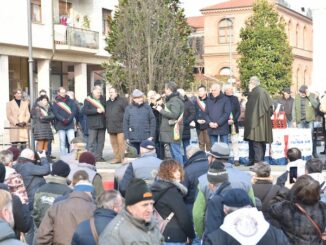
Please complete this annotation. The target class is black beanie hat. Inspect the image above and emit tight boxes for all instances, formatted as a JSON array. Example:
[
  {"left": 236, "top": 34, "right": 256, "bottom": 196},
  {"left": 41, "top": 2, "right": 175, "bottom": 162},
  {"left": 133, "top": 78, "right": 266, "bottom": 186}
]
[
  {"left": 207, "top": 161, "right": 228, "bottom": 184},
  {"left": 0, "top": 163, "right": 6, "bottom": 183},
  {"left": 51, "top": 160, "right": 70, "bottom": 178},
  {"left": 125, "top": 178, "right": 153, "bottom": 206}
]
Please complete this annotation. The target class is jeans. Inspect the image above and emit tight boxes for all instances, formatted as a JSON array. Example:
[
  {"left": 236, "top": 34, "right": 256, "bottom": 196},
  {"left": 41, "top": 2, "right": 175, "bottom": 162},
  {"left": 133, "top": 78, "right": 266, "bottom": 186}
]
[
  {"left": 209, "top": 134, "right": 228, "bottom": 146},
  {"left": 58, "top": 129, "right": 75, "bottom": 155},
  {"left": 169, "top": 142, "right": 183, "bottom": 165},
  {"left": 182, "top": 139, "right": 190, "bottom": 162}
]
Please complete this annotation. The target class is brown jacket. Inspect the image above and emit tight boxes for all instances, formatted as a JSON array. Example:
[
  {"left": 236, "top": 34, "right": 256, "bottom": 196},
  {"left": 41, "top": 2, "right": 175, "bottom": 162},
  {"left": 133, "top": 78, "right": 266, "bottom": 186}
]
[
  {"left": 36, "top": 191, "right": 96, "bottom": 245},
  {"left": 6, "top": 99, "right": 30, "bottom": 142}
]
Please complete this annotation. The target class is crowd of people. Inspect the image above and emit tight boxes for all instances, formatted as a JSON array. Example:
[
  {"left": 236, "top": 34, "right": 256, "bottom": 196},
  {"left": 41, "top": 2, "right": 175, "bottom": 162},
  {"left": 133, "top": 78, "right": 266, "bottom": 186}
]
[{"left": 1, "top": 77, "right": 326, "bottom": 244}]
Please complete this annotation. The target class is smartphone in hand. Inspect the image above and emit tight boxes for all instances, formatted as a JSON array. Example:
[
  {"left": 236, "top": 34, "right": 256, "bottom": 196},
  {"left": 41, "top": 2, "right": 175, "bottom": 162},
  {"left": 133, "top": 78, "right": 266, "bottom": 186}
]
[{"left": 289, "top": 166, "right": 298, "bottom": 184}]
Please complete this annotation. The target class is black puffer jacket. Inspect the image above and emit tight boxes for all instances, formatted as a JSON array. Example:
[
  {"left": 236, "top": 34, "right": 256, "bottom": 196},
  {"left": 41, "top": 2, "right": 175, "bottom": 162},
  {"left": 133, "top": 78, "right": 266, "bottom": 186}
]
[
  {"left": 32, "top": 103, "right": 55, "bottom": 140},
  {"left": 123, "top": 102, "right": 156, "bottom": 142},
  {"left": 268, "top": 200, "right": 326, "bottom": 245},
  {"left": 151, "top": 179, "right": 195, "bottom": 243},
  {"left": 182, "top": 96, "right": 196, "bottom": 140},
  {"left": 106, "top": 95, "right": 128, "bottom": 133}
]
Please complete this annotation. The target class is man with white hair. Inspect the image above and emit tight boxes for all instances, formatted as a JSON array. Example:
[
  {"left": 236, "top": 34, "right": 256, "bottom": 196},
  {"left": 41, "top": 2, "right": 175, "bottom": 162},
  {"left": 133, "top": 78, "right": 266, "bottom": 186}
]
[
  {"left": 83, "top": 86, "right": 106, "bottom": 161},
  {"left": 0, "top": 189, "right": 27, "bottom": 244},
  {"left": 244, "top": 76, "right": 273, "bottom": 166},
  {"left": 72, "top": 190, "right": 124, "bottom": 245},
  {"left": 183, "top": 144, "right": 209, "bottom": 211},
  {"left": 13, "top": 149, "right": 50, "bottom": 211},
  {"left": 119, "top": 140, "right": 162, "bottom": 196},
  {"left": 205, "top": 83, "right": 231, "bottom": 145}
]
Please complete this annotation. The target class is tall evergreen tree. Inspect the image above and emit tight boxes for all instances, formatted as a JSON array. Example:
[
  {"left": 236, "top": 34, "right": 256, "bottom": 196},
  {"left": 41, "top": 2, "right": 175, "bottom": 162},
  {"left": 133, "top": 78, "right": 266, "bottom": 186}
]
[
  {"left": 104, "top": 0, "right": 194, "bottom": 93},
  {"left": 237, "top": 0, "right": 293, "bottom": 95}
]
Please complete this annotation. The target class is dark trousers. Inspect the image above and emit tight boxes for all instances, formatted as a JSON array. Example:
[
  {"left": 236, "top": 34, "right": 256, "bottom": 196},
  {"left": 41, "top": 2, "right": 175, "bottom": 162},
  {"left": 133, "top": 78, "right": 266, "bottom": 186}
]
[
  {"left": 88, "top": 129, "right": 106, "bottom": 159},
  {"left": 248, "top": 140, "right": 266, "bottom": 164},
  {"left": 130, "top": 142, "right": 141, "bottom": 155}
]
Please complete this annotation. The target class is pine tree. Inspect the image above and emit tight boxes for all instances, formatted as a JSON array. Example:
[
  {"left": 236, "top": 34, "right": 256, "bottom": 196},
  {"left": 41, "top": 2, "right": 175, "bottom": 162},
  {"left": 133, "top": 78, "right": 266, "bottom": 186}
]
[
  {"left": 237, "top": 0, "right": 293, "bottom": 95},
  {"left": 104, "top": 0, "right": 194, "bottom": 93}
]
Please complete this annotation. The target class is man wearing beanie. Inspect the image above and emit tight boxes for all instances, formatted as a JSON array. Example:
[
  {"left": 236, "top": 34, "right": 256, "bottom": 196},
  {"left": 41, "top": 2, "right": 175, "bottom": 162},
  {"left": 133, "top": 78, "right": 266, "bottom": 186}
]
[
  {"left": 202, "top": 162, "right": 232, "bottom": 242},
  {"left": 204, "top": 189, "right": 288, "bottom": 245},
  {"left": 99, "top": 178, "right": 164, "bottom": 245},
  {"left": 68, "top": 151, "right": 104, "bottom": 202},
  {"left": 32, "top": 160, "right": 72, "bottom": 228},
  {"left": 119, "top": 139, "right": 162, "bottom": 196}
]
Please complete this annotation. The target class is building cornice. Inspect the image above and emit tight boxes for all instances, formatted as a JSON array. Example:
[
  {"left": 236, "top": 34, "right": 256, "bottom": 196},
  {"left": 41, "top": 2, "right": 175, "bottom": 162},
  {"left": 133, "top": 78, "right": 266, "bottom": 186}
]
[{"left": 201, "top": 6, "right": 252, "bottom": 15}]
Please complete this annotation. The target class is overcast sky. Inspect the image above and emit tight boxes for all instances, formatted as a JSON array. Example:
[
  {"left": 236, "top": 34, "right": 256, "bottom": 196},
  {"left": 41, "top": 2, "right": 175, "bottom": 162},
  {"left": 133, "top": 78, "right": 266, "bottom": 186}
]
[{"left": 181, "top": 0, "right": 326, "bottom": 17}]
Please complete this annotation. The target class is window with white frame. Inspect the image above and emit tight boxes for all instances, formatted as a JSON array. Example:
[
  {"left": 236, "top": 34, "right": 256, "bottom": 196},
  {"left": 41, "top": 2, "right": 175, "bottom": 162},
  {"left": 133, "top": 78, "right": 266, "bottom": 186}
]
[{"left": 31, "top": 0, "right": 42, "bottom": 23}]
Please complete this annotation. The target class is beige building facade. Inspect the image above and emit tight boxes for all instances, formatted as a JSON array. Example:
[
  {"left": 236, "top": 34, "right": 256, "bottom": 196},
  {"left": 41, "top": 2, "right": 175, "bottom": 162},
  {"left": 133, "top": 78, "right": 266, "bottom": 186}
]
[{"left": 197, "top": 0, "right": 312, "bottom": 92}]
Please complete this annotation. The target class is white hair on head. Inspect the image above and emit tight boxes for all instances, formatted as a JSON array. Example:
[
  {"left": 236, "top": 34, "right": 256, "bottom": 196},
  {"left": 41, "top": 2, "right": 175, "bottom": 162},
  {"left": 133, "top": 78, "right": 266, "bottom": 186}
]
[
  {"left": 223, "top": 82, "right": 233, "bottom": 92},
  {"left": 186, "top": 144, "right": 200, "bottom": 159},
  {"left": 249, "top": 76, "right": 260, "bottom": 86},
  {"left": 177, "top": 88, "right": 185, "bottom": 97},
  {"left": 20, "top": 148, "right": 35, "bottom": 160}
]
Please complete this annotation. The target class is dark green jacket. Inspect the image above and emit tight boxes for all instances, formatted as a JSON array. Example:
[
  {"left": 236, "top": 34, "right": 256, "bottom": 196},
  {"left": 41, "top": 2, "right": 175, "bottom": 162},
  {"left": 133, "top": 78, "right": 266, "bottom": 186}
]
[
  {"left": 159, "top": 92, "right": 184, "bottom": 143},
  {"left": 244, "top": 86, "right": 273, "bottom": 143},
  {"left": 293, "top": 94, "right": 318, "bottom": 123}
]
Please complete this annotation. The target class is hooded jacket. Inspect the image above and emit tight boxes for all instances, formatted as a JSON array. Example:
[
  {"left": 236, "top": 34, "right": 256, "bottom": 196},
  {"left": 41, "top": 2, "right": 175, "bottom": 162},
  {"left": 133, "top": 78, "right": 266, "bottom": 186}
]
[{"left": 151, "top": 179, "right": 195, "bottom": 243}]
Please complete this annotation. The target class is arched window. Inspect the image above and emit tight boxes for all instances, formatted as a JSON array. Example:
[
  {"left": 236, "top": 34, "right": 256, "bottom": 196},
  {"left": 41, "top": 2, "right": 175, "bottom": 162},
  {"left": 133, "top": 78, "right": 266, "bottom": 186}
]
[
  {"left": 296, "top": 67, "right": 300, "bottom": 91},
  {"left": 304, "top": 68, "right": 308, "bottom": 84},
  {"left": 218, "top": 18, "right": 233, "bottom": 44},
  {"left": 219, "top": 67, "right": 231, "bottom": 76},
  {"left": 303, "top": 26, "right": 307, "bottom": 50},
  {"left": 296, "top": 23, "right": 300, "bottom": 47}
]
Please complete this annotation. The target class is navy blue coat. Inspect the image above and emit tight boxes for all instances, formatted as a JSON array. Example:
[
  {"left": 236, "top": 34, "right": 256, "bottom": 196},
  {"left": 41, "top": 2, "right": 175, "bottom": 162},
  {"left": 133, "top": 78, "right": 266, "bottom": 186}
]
[
  {"left": 183, "top": 151, "right": 209, "bottom": 206},
  {"left": 71, "top": 208, "right": 117, "bottom": 245},
  {"left": 194, "top": 96, "right": 209, "bottom": 130},
  {"left": 52, "top": 95, "right": 78, "bottom": 131},
  {"left": 123, "top": 102, "right": 156, "bottom": 142},
  {"left": 83, "top": 95, "right": 106, "bottom": 130},
  {"left": 205, "top": 93, "right": 232, "bottom": 136}
]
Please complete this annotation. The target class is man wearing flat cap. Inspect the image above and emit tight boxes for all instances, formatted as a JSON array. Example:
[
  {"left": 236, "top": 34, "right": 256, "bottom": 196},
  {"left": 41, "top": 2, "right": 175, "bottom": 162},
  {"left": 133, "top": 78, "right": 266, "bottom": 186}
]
[
  {"left": 123, "top": 89, "right": 156, "bottom": 154},
  {"left": 99, "top": 178, "right": 164, "bottom": 245},
  {"left": 119, "top": 139, "right": 162, "bottom": 196},
  {"left": 292, "top": 84, "right": 319, "bottom": 157}
]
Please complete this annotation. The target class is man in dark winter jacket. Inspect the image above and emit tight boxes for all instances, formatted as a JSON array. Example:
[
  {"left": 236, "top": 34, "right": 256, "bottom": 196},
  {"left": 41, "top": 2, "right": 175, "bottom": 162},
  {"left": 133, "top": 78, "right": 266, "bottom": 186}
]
[
  {"left": 83, "top": 86, "right": 106, "bottom": 161},
  {"left": 178, "top": 89, "right": 196, "bottom": 162},
  {"left": 195, "top": 85, "right": 211, "bottom": 151},
  {"left": 205, "top": 83, "right": 232, "bottom": 145},
  {"left": 72, "top": 190, "right": 124, "bottom": 245},
  {"left": 33, "top": 160, "right": 72, "bottom": 228},
  {"left": 13, "top": 149, "right": 50, "bottom": 211},
  {"left": 156, "top": 82, "right": 185, "bottom": 164},
  {"left": 52, "top": 87, "right": 78, "bottom": 155},
  {"left": 119, "top": 140, "right": 162, "bottom": 196},
  {"left": 123, "top": 89, "right": 156, "bottom": 154},
  {"left": 106, "top": 87, "right": 128, "bottom": 164},
  {"left": 183, "top": 144, "right": 209, "bottom": 211},
  {"left": 0, "top": 189, "right": 27, "bottom": 245},
  {"left": 204, "top": 189, "right": 289, "bottom": 245}
]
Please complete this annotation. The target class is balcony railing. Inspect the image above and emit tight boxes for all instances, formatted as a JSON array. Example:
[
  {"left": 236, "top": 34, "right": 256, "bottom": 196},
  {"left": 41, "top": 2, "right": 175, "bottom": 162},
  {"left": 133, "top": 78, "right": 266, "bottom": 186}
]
[{"left": 54, "top": 24, "right": 99, "bottom": 50}]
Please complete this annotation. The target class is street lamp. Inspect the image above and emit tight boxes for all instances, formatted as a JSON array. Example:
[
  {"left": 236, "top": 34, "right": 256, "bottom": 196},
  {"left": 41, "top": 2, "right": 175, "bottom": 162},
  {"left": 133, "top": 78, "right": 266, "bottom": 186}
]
[{"left": 27, "top": 0, "right": 35, "bottom": 150}]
